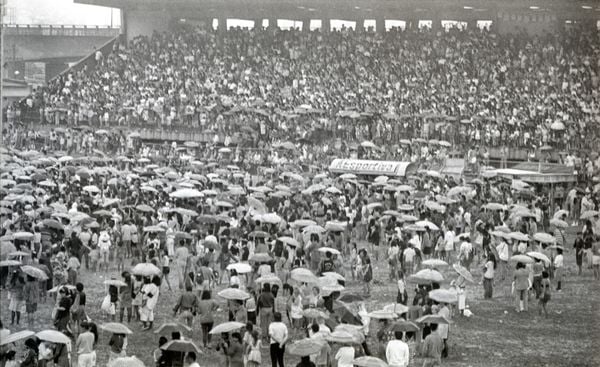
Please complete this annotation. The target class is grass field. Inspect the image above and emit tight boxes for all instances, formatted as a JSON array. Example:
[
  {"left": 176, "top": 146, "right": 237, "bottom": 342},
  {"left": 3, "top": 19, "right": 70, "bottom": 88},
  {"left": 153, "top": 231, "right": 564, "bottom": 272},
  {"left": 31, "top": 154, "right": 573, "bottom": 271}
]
[{"left": 2, "top": 240, "right": 599, "bottom": 367}]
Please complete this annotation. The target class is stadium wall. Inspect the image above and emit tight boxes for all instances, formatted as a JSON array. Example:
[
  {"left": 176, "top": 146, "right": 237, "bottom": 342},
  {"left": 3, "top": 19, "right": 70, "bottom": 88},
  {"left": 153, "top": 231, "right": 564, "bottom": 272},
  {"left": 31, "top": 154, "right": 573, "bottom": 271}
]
[{"left": 124, "top": 9, "right": 172, "bottom": 40}]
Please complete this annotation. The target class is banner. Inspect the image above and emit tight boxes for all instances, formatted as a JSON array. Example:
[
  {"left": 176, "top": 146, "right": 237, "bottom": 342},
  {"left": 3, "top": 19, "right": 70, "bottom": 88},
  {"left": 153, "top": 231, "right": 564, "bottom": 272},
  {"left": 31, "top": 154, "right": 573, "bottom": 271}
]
[{"left": 329, "top": 159, "right": 416, "bottom": 177}]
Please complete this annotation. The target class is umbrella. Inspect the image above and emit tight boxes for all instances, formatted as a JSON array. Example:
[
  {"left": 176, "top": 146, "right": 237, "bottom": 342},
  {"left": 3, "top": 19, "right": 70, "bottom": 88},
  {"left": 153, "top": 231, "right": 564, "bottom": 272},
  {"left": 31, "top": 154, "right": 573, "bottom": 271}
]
[
  {"left": 318, "top": 247, "right": 341, "bottom": 255},
  {"left": 429, "top": 289, "right": 458, "bottom": 304},
  {"left": 334, "top": 324, "right": 366, "bottom": 343},
  {"left": 136, "top": 204, "right": 155, "bottom": 213},
  {"left": 382, "top": 303, "right": 409, "bottom": 315},
  {"left": 92, "top": 209, "right": 112, "bottom": 217},
  {"left": 154, "top": 322, "right": 193, "bottom": 335},
  {"left": 553, "top": 210, "right": 568, "bottom": 219},
  {"left": 226, "top": 263, "right": 252, "bottom": 274},
  {"left": 277, "top": 236, "right": 299, "bottom": 247},
  {"left": 533, "top": 232, "right": 556, "bottom": 244},
  {"left": 303, "top": 225, "right": 326, "bottom": 235},
  {"left": 209, "top": 321, "right": 245, "bottom": 334},
  {"left": 389, "top": 320, "right": 420, "bottom": 333},
  {"left": 169, "top": 188, "right": 203, "bottom": 199},
  {"left": 255, "top": 274, "right": 283, "bottom": 285},
  {"left": 550, "top": 121, "right": 565, "bottom": 130},
  {"left": 409, "top": 269, "right": 444, "bottom": 284},
  {"left": 360, "top": 141, "right": 378, "bottom": 149},
  {"left": 249, "top": 253, "right": 272, "bottom": 263},
  {"left": 107, "top": 357, "right": 146, "bottom": 367},
  {"left": 160, "top": 339, "right": 202, "bottom": 354},
  {"left": 0, "top": 260, "right": 22, "bottom": 267},
  {"left": 366, "top": 310, "right": 398, "bottom": 320},
  {"left": 322, "top": 272, "right": 345, "bottom": 281},
  {"left": 581, "top": 210, "right": 599, "bottom": 220},
  {"left": 415, "top": 220, "right": 439, "bottom": 231},
  {"left": 483, "top": 203, "right": 506, "bottom": 211},
  {"left": 42, "top": 219, "right": 63, "bottom": 230},
  {"left": 204, "top": 235, "right": 218, "bottom": 246},
  {"left": 291, "top": 268, "right": 319, "bottom": 283},
  {"left": 302, "top": 309, "right": 329, "bottom": 319},
  {"left": 218, "top": 288, "right": 251, "bottom": 300},
  {"left": 352, "top": 356, "right": 389, "bottom": 367},
  {"left": 510, "top": 254, "right": 534, "bottom": 264},
  {"left": 325, "top": 330, "right": 360, "bottom": 344},
  {"left": 527, "top": 252, "right": 551, "bottom": 264},
  {"left": 287, "top": 338, "right": 326, "bottom": 356},
  {"left": 416, "top": 314, "right": 451, "bottom": 325},
  {"left": 550, "top": 219, "right": 568, "bottom": 228},
  {"left": 35, "top": 330, "right": 71, "bottom": 344},
  {"left": 9, "top": 251, "right": 30, "bottom": 257},
  {"left": 509, "top": 232, "right": 530, "bottom": 242},
  {"left": 421, "top": 259, "right": 448, "bottom": 268},
  {"left": 20, "top": 265, "right": 48, "bottom": 280},
  {"left": 452, "top": 264, "right": 475, "bottom": 283},
  {"left": 12, "top": 231, "right": 34, "bottom": 240},
  {"left": 82, "top": 185, "right": 101, "bottom": 194},
  {"left": 131, "top": 263, "right": 161, "bottom": 277},
  {"left": 0, "top": 330, "right": 35, "bottom": 346},
  {"left": 248, "top": 231, "right": 269, "bottom": 238},
  {"left": 100, "top": 322, "right": 133, "bottom": 334},
  {"left": 143, "top": 226, "right": 165, "bottom": 233}
]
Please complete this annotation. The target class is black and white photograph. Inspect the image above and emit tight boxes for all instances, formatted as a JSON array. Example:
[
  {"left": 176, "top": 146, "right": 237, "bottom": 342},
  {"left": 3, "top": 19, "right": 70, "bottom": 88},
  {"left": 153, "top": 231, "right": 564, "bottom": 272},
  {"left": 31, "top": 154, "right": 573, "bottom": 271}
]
[{"left": 0, "top": 0, "right": 599, "bottom": 366}]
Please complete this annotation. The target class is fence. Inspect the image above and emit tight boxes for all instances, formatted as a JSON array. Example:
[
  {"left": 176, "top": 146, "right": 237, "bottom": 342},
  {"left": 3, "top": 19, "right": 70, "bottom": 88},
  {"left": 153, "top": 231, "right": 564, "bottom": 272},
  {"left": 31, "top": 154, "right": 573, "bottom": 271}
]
[{"left": 2, "top": 24, "right": 120, "bottom": 37}]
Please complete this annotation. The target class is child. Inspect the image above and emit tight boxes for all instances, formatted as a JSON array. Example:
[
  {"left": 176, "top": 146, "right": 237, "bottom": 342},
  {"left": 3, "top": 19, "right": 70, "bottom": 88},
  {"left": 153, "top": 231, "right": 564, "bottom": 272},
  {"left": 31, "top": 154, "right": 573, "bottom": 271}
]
[
  {"left": 554, "top": 248, "right": 564, "bottom": 292},
  {"left": 538, "top": 271, "right": 551, "bottom": 318},
  {"left": 396, "top": 271, "right": 408, "bottom": 305}
]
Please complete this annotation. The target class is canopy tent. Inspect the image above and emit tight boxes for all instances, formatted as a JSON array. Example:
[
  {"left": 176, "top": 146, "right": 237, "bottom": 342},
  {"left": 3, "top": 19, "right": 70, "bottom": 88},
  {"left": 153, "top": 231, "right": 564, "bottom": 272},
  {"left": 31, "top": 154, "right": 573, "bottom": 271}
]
[{"left": 328, "top": 159, "right": 416, "bottom": 177}]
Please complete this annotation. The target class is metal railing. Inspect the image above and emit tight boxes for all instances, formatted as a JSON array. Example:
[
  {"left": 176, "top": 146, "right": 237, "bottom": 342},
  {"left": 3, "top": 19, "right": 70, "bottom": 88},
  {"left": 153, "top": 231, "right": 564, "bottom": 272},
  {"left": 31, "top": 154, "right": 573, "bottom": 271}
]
[{"left": 2, "top": 24, "right": 120, "bottom": 37}]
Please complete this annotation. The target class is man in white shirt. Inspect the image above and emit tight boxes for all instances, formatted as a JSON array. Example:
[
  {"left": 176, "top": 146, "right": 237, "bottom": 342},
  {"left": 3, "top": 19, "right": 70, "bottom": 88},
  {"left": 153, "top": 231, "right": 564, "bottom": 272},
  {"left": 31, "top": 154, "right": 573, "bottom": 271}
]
[
  {"left": 403, "top": 245, "right": 416, "bottom": 275},
  {"left": 335, "top": 345, "right": 355, "bottom": 367},
  {"left": 496, "top": 240, "right": 509, "bottom": 281},
  {"left": 444, "top": 229, "right": 455, "bottom": 263},
  {"left": 268, "top": 312, "right": 288, "bottom": 367},
  {"left": 386, "top": 331, "right": 410, "bottom": 367}
]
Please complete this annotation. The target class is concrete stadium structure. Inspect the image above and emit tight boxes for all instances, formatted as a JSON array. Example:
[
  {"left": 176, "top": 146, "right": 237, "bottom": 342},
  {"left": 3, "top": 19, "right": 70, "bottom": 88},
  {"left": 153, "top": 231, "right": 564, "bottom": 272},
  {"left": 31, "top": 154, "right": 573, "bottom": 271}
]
[{"left": 76, "top": 0, "right": 599, "bottom": 39}]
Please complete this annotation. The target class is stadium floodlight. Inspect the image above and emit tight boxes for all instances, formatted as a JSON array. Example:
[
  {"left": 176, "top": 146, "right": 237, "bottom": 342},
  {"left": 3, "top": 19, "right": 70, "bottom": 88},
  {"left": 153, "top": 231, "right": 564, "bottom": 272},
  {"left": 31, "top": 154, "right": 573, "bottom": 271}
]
[
  {"left": 463, "top": 6, "right": 473, "bottom": 10},
  {"left": 581, "top": 5, "right": 592, "bottom": 9},
  {"left": 529, "top": 6, "right": 540, "bottom": 10}
]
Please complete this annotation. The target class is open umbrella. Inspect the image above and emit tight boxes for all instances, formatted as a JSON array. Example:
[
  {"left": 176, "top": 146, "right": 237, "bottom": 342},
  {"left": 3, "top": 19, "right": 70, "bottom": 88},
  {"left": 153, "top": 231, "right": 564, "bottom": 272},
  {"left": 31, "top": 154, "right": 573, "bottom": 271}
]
[
  {"left": 20, "top": 265, "right": 48, "bottom": 280},
  {"left": 161, "top": 339, "right": 202, "bottom": 354},
  {"left": 421, "top": 259, "right": 448, "bottom": 268},
  {"left": 409, "top": 269, "right": 444, "bottom": 284},
  {"left": 338, "top": 293, "right": 366, "bottom": 303},
  {"left": 389, "top": 320, "right": 420, "bottom": 333},
  {"left": 131, "top": 263, "right": 161, "bottom": 277},
  {"left": 325, "top": 330, "right": 360, "bottom": 344},
  {"left": 154, "top": 322, "right": 193, "bottom": 335},
  {"left": 580, "top": 210, "right": 599, "bottom": 220},
  {"left": 291, "top": 268, "right": 319, "bottom": 283},
  {"left": 533, "top": 232, "right": 556, "bottom": 244},
  {"left": 382, "top": 303, "right": 409, "bottom": 315},
  {"left": 510, "top": 254, "right": 534, "bottom": 264},
  {"left": 367, "top": 310, "right": 398, "bottom": 320},
  {"left": 416, "top": 314, "right": 451, "bottom": 325},
  {"left": 143, "top": 226, "right": 165, "bottom": 233},
  {"left": 318, "top": 247, "right": 341, "bottom": 255},
  {"left": 12, "top": 231, "right": 34, "bottom": 240},
  {"left": 0, "top": 260, "right": 22, "bottom": 267},
  {"left": 287, "top": 338, "right": 326, "bottom": 356},
  {"left": 169, "top": 188, "right": 203, "bottom": 199},
  {"left": 429, "top": 289, "right": 458, "bottom": 304},
  {"left": 452, "top": 264, "right": 475, "bottom": 283},
  {"left": 527, "top": 252, "right": 551, "bottom": 264},
  {"left": 136, "top": 204, "right": 155, "bottom": 213},
  {"left": 549, "top": 219, "right": 568, "bottom": 228},
  {"left": 209, "top": 321, "right": 245, "bottom": 335},
  {"left": 107, "top": 357, "right": 145, "bottom": 367},
  {"left": 100, "top": 322, "right": 133, "bottom": 334},
  {"left": 226, "top": 263, "right": 252, "bottom": 274},
  {"left": 352, "top": 356, "right": 389, "bottom": 367},
  {"left": 415, "top": 220, "right": 439, "bottom": 231},
  {"left": 0, "top": 330, "right": 35, "bottom": 346},
  {"left": 35, "top": 330, "right": 71, "bottom": 344},
  {"left": 277, "top": 236, "right": 299, "bottom": 247},
  {"left": 303, "top": 309, "right": 329, "bottom": 320},
  {"left": 483, "top": 203, "right": 506, "bottom": 211},
  {"left": 218, "top": 288, "right": 250, "bottom": 300},
  {"left": 103, "top": 279, "right": 127, "bottom": 287},
  {"left": 255, "top": 274, "right": 282, "bottom": 285},
  {"left": 509, "top": 232, "right": 530, "bottom": 242}
]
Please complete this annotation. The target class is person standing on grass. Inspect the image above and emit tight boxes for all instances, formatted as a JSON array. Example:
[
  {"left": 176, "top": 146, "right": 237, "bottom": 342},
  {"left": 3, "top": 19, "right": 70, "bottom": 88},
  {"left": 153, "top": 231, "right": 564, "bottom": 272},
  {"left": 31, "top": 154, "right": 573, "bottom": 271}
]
[
  {"left": 76, "top": 321, "right": 98, "bottom": 367},
  {"left": 514, "top": 262, "right": 530, "bottom": 313},
  {"left": 538, "top": 271, "right": 551, "bottom": 318},
  {"left": 554, "top": 248, "right": 564, "bottom": 292},
  {"left": 436, "top": 303, "right": 451, "bottom": 358},
  {"left": 140, "top": 275, "right": 160, "bottom": 330},
  {"left": 269, "top": 312, "right": 288, "bottom": 367},
  {"left": 482, "top": 253, "right": 496, "bottom": 299},
  {"left": 119, "top": 272, "right": 133, "bottom": 323},
  {"left": 386, "top": 330, "right": 410, "bottom": 367},
  {"left": 592, "top": 239, "right": 600, "bottom": 280},
  {"left": 198, "top": 290, "right": 219, "bottom": 348},
  {"left": 258, "top": 283, "right": 275, "bottom": 341},
  {"left": 23, "top": 275, "right": 39, "bottom": 327},
  {"left": 98, "top": 230, "right": 112, "bottom": 272},
  {"left": 421, "top": 323, "right": 443, "bottom": 367}
]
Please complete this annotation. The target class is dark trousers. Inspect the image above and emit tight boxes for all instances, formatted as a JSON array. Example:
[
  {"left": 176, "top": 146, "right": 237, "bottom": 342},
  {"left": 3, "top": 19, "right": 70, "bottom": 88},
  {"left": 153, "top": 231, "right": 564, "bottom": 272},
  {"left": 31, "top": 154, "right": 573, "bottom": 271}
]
[
  {"left": 483, "top": 278, "right": 493, "bottom": 299},
  {"left": 442, "top": 338, "right": 448, "bottom": 358},
  {"left": 201, "top": 322, "right": 213, "bottom": 347},
  {"left": 270, "top": 342, "right": 285, "bottom": 367}
]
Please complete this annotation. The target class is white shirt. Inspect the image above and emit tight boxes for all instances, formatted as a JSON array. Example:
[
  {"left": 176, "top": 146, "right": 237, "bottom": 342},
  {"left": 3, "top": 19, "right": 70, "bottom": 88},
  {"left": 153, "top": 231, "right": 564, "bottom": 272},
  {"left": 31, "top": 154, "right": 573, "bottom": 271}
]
[
  {"left": 386, "top": 339, "right": 410, "bottom": 367},
  {"left": 268, "top": 322, "right": 288, "bottom": 345},
  {"left": 554, "top": 254, "right": 564, "bottom": 268},
  {"left": 437, "top": 306, "right": 450, "bottom": 339},
  {"left": 496, "top": 242, "right": 509, "bottom": 261},
  {"left": 444, "top": 231, "right": 455, "bottom": 251},
  {"left": 335, "top": 346, "right": 355, "bottom": 367},
  {"left": 483, "top": 260, "right": 494, "bottom": 279}
]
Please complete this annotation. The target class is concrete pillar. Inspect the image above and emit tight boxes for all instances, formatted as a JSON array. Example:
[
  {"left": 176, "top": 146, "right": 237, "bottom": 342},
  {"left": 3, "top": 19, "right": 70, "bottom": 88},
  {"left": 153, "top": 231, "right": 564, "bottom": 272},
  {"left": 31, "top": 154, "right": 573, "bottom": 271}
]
[
  {"left": 406, "top": 19, "right": 417, "bottom": 30},
  {"left": 218, "top": 17, "right": 227, "bottom": 32},
  {"left": 254, "top": 19, "right": 263, "bottom": 30},
  {"left": 302, "top": 19, "right": 311, "bottom": 32},
  {"left": 269, "top": 18, "right": 278, "bottom": 29},
  {"left": 376, "top": 18, "right": 385, "bottom": 33},
  {"left": 431, "top": 16, "right": 441, "bottom": 31},
  {"left": 355, "top": 19, "right": 364, "bottom": 32},
  {"left": 322, "top": 19, "right": 330, "bottom": 32},
  {"left": 467, "top": 19, "right": 477, "bottom": 30}
]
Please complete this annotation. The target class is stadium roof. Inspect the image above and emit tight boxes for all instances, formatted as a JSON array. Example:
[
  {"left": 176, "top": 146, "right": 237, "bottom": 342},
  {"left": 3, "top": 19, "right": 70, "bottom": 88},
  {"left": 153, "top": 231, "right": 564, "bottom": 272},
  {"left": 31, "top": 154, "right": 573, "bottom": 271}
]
[{"left": 76, "top": 0, "right": 600, "bottom": 20}]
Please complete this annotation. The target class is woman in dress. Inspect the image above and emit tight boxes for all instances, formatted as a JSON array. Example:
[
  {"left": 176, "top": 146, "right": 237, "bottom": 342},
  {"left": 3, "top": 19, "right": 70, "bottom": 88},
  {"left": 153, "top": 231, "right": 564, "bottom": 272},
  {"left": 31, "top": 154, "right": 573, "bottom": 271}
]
[
  {"left": 245, "top": 330, "right": 262, "bottom": 367},
  {"left": 140, "top": 275, "right": 160, "bottom": 330}
]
